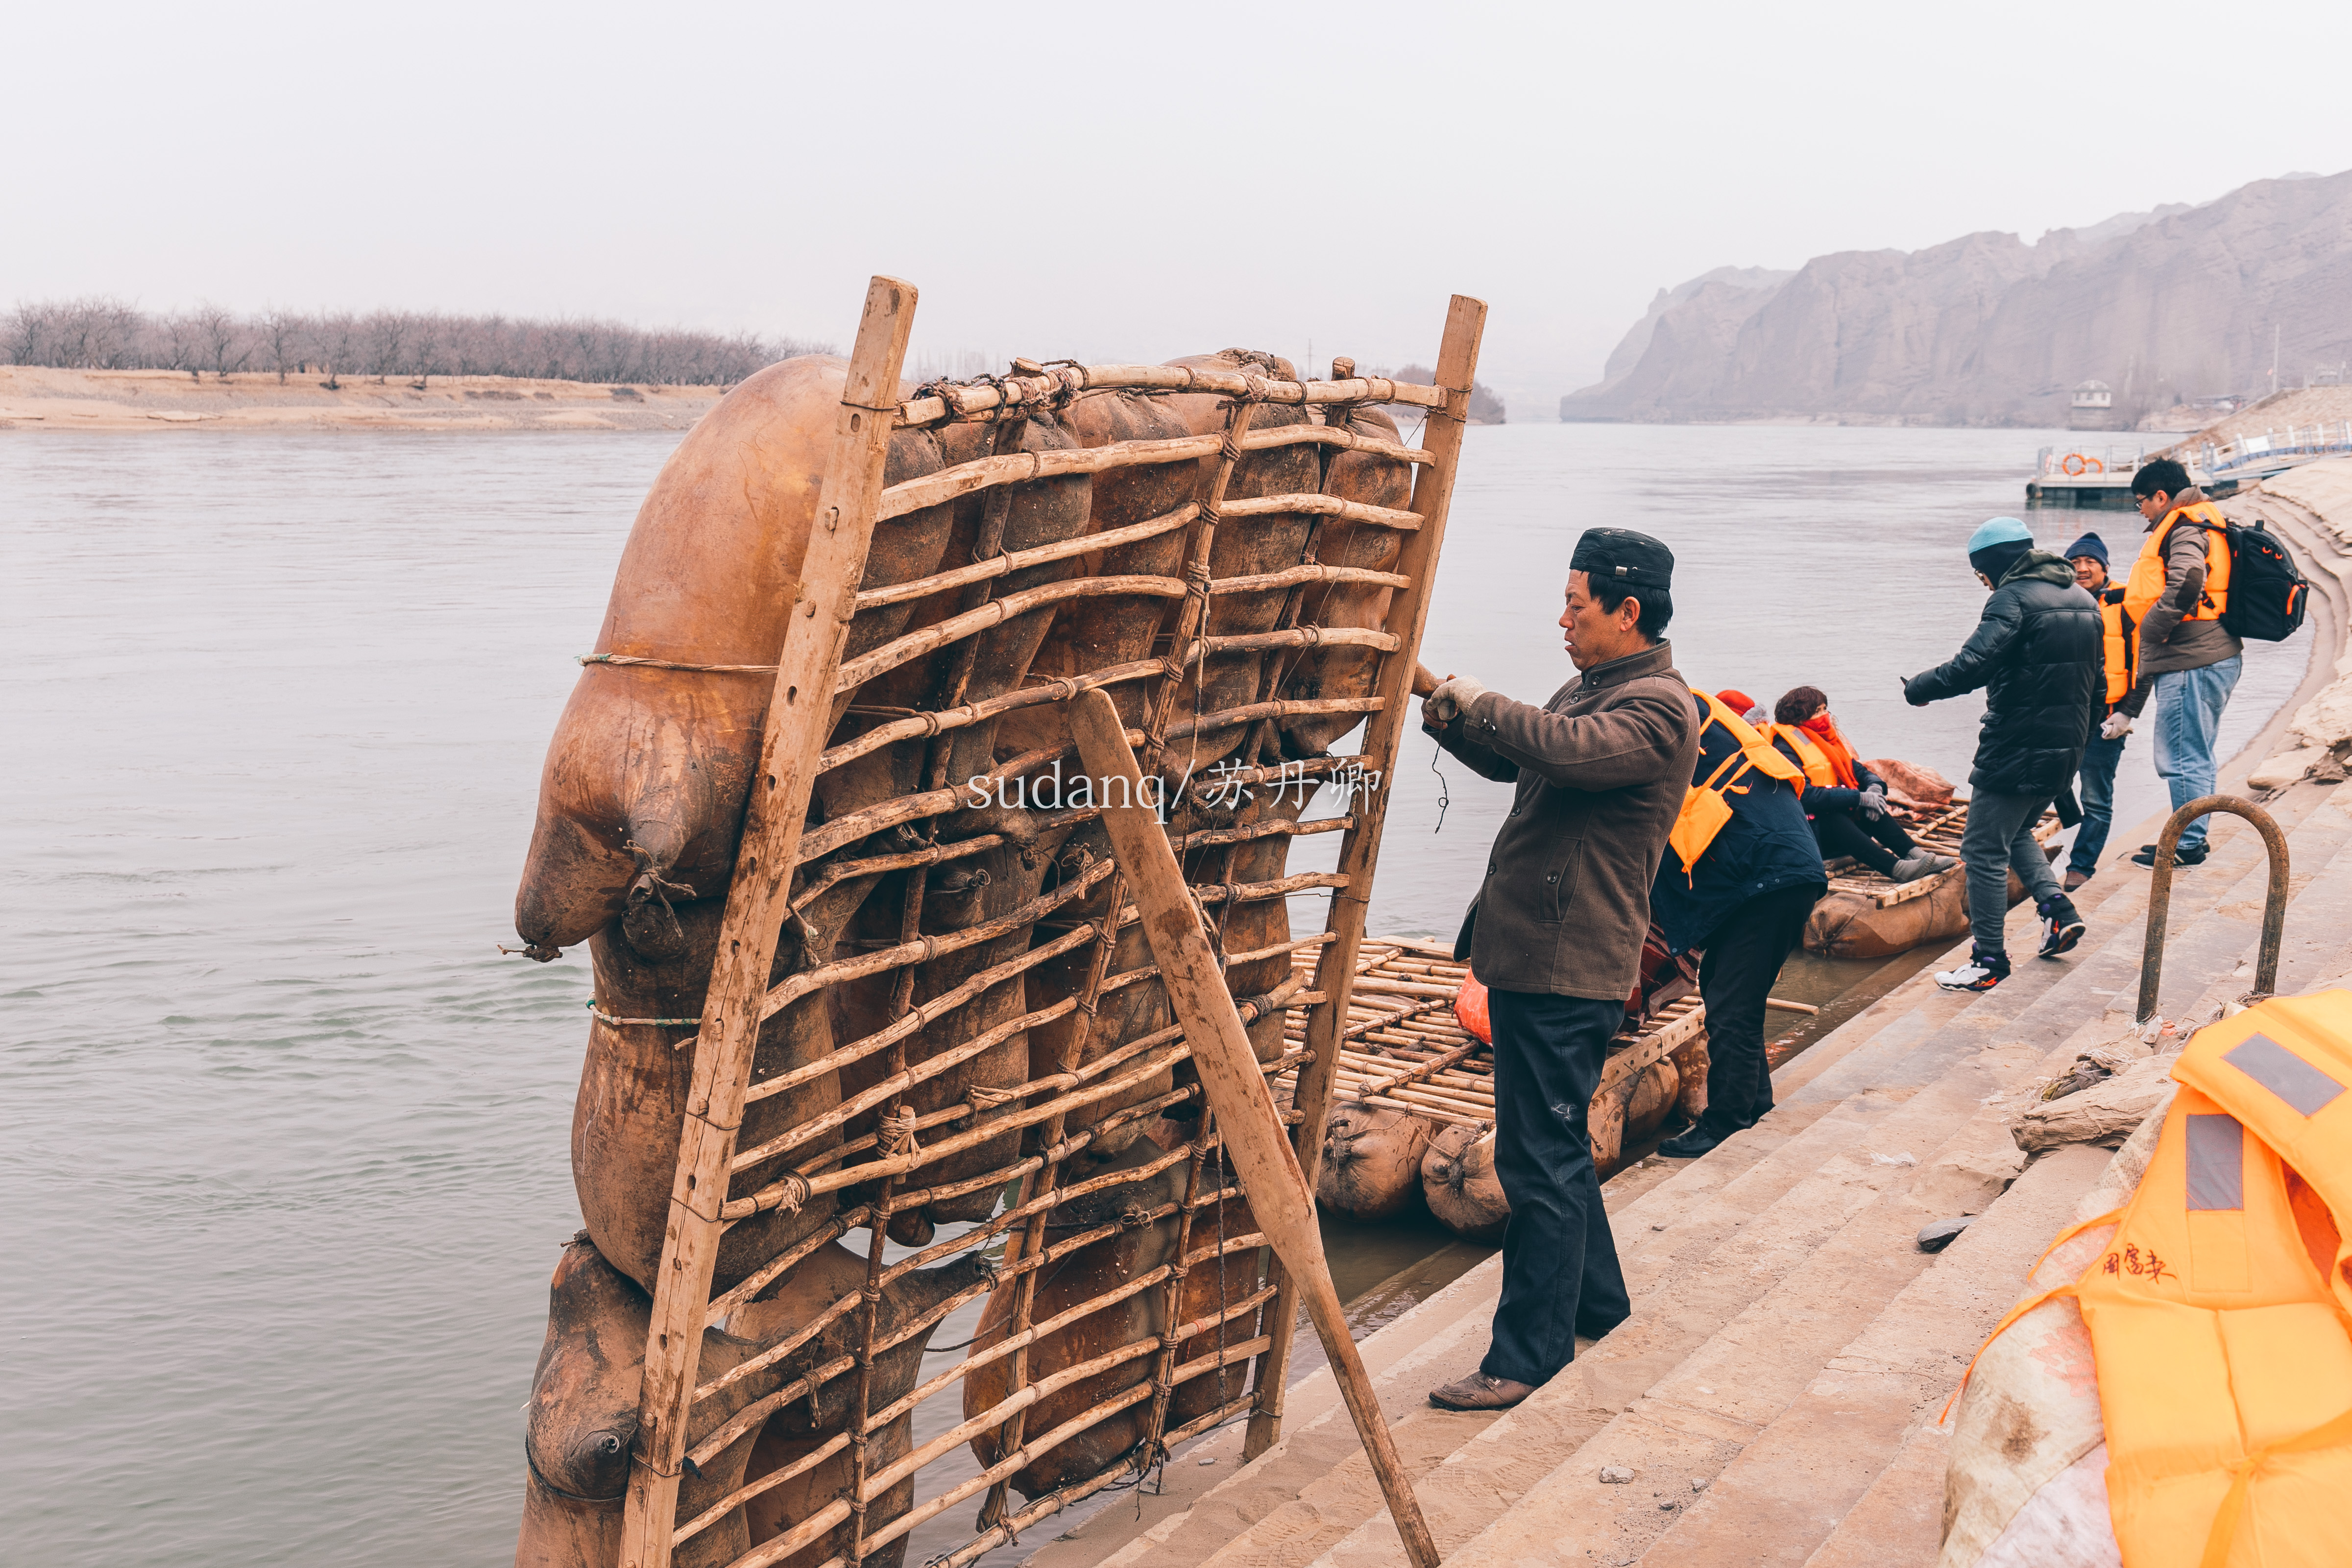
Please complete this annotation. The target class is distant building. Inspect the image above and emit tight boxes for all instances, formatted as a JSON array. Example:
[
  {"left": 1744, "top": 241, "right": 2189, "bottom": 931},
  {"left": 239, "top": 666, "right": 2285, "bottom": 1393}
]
[{"left": 2069, "top": 379, "right": 2124, "bottom": 431}]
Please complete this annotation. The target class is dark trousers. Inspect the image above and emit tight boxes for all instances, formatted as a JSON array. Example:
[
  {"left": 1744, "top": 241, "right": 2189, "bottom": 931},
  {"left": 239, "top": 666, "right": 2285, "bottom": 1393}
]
[
  {"left": 2068, "top": 730, "right": 2127, "bottom": 876},
  {"left": 1481, "top": 989, "right": 1631, "bottom": 1386},
  {"left": 1694, "top": 883, "right": 1821, "bottom": 1138},
  {"left": 1811, "top": 808, "right": 1917, "bottom": 877}
]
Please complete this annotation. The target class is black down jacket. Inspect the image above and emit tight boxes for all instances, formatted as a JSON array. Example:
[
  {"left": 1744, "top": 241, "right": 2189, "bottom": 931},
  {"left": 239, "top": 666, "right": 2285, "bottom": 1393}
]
[{"left": 1903, "top": 551, "right": 2102, "bottom": 797}]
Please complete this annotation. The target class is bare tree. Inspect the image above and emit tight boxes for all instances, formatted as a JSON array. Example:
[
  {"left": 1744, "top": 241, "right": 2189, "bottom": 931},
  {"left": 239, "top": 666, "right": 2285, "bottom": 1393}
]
[
  {"left": 316, "top": 312, "right": 356, "bottom": 388},
  {"left": 257, "top": 308, "right": 305, "bottom": 384},
  {"left": 161, "top": 313, "right": 202, "bottom": 378},
  {"left": 365, "top": 311, "right": 409, "bottom": 383},
  {"left": 194, "top": 302, "right": 250, "bottom": 380}
]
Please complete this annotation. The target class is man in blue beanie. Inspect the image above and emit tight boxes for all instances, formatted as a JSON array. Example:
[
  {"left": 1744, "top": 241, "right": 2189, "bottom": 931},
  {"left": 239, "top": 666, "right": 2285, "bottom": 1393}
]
[
  {"left": 2061, "top": 531, "right": 2133, "bottom": 889},
  {"left": 1902, "top": 518, "right": 2103, "bottom": 991}
]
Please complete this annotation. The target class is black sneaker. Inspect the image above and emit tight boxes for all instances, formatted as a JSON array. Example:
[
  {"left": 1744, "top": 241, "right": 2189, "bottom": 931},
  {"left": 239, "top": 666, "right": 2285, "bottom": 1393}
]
[
  {"left": 2131, "top": 843, "right": 2208, "bottom": 868},
  {"left": 1657, "top": 1125, "right": 1726, "bottom": 1158},
  {"left": 1935, "top": 951, "right": 2012, "bottom": 992},
  {"left": 2037, "top": 894, "right": 2086, "bottom": 958}
]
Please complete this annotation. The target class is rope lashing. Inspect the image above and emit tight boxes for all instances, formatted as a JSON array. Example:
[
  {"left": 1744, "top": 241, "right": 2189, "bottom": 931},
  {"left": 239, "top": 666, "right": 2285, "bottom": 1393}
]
[
  {"left": 758, "top": 1173, "right": 811, "bottom": 1213},
  {"left": 587, "top": 1000, "right": 701, "bottom": 1028},
  {"left": 578, "top": 652, "right": 777, "bottom": 675},
  {"left": 966, "top": 1084, "right": 1023, "bottom": 1110},
  {"left": 879, "top": 1106, "right": 922, "bottom": 1158}
]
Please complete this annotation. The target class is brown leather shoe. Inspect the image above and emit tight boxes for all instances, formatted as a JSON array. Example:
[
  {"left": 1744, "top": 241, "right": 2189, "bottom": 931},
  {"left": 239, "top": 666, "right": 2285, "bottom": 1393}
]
[
  {"left": 1428, "top": 1371, "right": 1534, "bottom": 1410},
  {"left": 2063, "top": 868, "right": 2092, "bottom": 892}
]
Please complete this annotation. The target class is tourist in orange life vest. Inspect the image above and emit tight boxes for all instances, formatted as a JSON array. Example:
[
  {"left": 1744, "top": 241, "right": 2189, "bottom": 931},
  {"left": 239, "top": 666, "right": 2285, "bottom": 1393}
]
[
  {"left": 2061, "top": 530, "right": 2134, "bottom": 890},
  {"left": 1761, "top": 685, "right": 1954, "bottom": 884},
  {"left": 2111, "top": 457, "right": 2243, "bottom": 868},
  {"left": 1644, "top": 688, "right": 1827, "bottom": 1161}
]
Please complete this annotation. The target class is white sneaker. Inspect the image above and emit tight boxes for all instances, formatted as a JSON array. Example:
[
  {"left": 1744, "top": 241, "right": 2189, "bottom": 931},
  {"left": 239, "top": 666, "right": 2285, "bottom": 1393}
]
[{"left": 1934, "top": 956, "right": 2008, "bottom": 992}]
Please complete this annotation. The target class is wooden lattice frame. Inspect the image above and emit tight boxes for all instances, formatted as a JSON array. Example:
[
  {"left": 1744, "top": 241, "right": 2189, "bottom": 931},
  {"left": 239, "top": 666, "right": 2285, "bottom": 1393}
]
[{"left": 614, "top": 276, "right": 1486, "bottom": 1568}]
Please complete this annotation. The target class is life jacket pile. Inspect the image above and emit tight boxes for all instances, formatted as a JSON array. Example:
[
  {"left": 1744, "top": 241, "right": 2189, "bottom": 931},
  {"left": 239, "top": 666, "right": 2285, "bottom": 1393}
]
[
  {"left": 1668, "top": 691, "right": 1805, "bottom": 879},
  {"left": 1965, "top": 992, "right": 2352, "bottom": 1567}
]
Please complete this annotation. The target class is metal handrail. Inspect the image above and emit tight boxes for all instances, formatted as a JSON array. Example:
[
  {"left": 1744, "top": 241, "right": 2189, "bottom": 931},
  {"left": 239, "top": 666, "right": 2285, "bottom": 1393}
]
[{"left": 2137, "top": 794, "right": 2289, "bottom": 1022}]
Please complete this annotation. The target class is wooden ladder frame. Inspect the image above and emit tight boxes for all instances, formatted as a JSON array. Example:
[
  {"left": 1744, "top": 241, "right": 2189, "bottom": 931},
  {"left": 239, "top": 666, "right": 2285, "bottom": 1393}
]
[{"left": 614, "top": 276, "right": 1485, "bottom": 1568}]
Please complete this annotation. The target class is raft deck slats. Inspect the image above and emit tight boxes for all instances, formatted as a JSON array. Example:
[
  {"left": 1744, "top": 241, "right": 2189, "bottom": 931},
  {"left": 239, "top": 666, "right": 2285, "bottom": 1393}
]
[
  {"left": 1270, "top": 947, "right": 1707, "bottom": 1129},
  {"left": 1821, "top": 801, "right": 2062, "bottom": 908}
]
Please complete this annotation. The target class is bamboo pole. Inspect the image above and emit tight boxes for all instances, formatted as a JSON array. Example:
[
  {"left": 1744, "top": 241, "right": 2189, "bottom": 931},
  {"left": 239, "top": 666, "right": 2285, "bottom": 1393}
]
[
  {"left": 616, "top": 276, "right": 916, "bottom": 1568},
  {"left": 893, "top": 363, "right": 1449, "bottom": 427},
  {"left": 833, "top": 574, "right": 1186, "bottom": 692},
  {"left": 1249, "top": 295, "right": 1485, "bottom": 1458},
  {"left": 1069, "top": 688, "right": 1441, "bottom": 1568},
  {"left": 874, "top": 427, "right": 1434, "bottom": 517}
]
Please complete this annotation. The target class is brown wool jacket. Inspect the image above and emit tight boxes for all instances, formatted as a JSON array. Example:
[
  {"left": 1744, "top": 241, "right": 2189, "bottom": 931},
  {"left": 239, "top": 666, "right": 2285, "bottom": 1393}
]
[{"left": 1427, "top": 640, "right": 1700, "bottom": 1001}]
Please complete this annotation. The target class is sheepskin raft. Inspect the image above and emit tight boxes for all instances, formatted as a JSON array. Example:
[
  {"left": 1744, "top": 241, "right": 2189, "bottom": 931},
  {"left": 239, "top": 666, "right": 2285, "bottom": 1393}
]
[
  {"left": 1803, "top": 801, "right": 2063, "bottom": 960},
  {"left": 510, "top": 277, "right": 1489, "bottom": 1568},
  {"left": 1275, "top": 939, "right": 1710, "bottom": 1230}
]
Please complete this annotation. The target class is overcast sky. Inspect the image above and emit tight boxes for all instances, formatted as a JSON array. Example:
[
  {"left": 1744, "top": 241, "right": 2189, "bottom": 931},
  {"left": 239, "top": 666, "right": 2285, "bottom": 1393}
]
[{"left": 8, "top": 1, "right": 2351, "bottom": 417}]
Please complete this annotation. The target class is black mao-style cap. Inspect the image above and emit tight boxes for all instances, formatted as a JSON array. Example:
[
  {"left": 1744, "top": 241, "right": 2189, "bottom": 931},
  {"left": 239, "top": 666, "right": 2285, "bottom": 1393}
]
[{"left": 1570, "top": 527, "right": 1674, "bottom": 590}]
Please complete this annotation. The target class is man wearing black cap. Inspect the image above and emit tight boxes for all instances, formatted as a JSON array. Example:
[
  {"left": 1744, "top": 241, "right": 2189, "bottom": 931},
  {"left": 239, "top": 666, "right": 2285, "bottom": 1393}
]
[
  {"left": 1413, "top": 527, "right": 1700, "bottom": 1411},
  {"left": 2061, "top": 531, "right": 2134, "bottom": 890}
]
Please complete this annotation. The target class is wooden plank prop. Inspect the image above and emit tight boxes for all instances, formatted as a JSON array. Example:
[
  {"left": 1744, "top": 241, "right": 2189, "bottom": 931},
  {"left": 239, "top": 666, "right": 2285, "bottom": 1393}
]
[
  {"left": 509, "top": 275, "right": 1484, "bottom": 1568},
  {"left": 1069, "top": 690, "right": 1439, "bottom": 1568}
]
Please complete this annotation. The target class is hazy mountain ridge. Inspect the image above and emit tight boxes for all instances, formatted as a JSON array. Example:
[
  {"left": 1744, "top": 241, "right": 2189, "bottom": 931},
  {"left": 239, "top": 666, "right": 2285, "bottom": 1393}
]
[{"left": 1563, "top": 173, "right": 2351, "bottom": 425}]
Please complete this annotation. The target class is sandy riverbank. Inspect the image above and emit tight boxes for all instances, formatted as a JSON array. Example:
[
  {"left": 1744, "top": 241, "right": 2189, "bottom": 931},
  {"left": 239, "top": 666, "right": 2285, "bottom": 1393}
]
[{"left": 0, "top": 365, "right": 723, "bottom": 432}]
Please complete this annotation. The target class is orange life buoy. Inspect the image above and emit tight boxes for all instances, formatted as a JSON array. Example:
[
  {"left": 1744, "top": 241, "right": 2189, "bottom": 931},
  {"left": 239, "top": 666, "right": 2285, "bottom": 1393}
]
[{"left": 2062, "top": 452, "right": 2090, "bottom": 475}]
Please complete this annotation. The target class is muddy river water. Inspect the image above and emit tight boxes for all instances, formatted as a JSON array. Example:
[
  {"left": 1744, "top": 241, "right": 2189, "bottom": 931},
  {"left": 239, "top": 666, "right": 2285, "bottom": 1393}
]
[{"left": 2, "top": 423, "right": 2304, "bottom": 1565}]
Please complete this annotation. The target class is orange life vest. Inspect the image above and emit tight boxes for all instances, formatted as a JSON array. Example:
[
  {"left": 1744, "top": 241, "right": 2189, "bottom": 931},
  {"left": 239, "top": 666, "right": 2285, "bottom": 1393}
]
[
  {"left": 2099, "top": 583, "right": 2137, "bottom": 706},
  {"left": 2124, "top": 500, "right": 2232, "bottom": 627},
  {"left": 1765, "top": 724, "right": 1836, "bottom": 791},
  {"left": 1962, "top": 992, "right": 2352, "bottom": 1567},
  {"left": 1668, "top": 692, "right": 1805, "bottom": 878}
]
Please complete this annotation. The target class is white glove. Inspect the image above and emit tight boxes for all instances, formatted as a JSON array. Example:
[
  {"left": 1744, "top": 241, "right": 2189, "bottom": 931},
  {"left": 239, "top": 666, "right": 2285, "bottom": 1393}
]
[
  {"left": 2101, "top": 711, "right": 2133, "bottom": 741},
  {"left": 1860, "top": 785, "right": 1887, "bottom": 819},
  {"left": 1423, "top": 675, "right": 1491, "bottom": 727}
]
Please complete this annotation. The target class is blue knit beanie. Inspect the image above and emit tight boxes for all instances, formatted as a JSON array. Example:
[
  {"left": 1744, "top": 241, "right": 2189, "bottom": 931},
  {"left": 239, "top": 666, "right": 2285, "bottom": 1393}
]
[
  {"left": 1966, "top": 517, "right": 2033, "bottom": 554},
  {"left": 2063, "top": 531, "right": 2110, "bottom": 567}
]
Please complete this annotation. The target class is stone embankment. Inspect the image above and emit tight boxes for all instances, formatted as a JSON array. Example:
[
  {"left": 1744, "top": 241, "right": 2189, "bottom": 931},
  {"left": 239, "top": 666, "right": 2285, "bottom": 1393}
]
[
  {"left": 1023, "top": 468, "right": 2352, "bottom": 1567},
  {"left": 0, "top": 365, "right": 721, "bottom": 432}
]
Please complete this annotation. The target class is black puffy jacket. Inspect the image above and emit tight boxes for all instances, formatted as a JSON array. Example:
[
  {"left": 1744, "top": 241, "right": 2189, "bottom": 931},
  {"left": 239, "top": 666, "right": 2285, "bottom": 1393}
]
[{"left": 1904, "top": 551, "right": 2102, "bottom": 797}]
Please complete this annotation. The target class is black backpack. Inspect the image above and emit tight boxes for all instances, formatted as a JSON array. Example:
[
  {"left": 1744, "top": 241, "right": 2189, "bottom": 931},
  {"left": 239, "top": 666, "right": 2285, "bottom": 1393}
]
[
  {"left": 2218, "top": 516, "right": 2310, "bottom": 641},
  {"left": 2178, "top": 515, "right": 2310, "bottom": 642}
]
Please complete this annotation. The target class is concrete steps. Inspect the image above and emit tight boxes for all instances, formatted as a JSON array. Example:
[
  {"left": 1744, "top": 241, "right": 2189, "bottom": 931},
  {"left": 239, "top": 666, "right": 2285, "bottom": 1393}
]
[
  {"left": 1029, "top": 764, "right": 2352, "bottom": 1568},
  {"left": 1339, "top": 778, "right": 2352, "bottom": 1568}
]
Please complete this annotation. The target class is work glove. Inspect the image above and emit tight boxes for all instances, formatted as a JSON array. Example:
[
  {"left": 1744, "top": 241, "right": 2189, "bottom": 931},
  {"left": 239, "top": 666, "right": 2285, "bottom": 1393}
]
[
  {"left": 2101, "top": 710, "right": 2133, "bottom": 741},
  {"left": 1860, "top": 785, "right": 1887, "bottom": 820},
  {"left": 1423, "top": 675, "right": 1490, "bottom": 728}
]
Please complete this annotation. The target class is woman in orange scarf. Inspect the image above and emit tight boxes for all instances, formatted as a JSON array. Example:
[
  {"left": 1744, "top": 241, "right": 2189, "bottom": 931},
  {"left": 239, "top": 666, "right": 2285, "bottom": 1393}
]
[{"left": 1770, "top": 686, "right": 1951, "bottom": 883}]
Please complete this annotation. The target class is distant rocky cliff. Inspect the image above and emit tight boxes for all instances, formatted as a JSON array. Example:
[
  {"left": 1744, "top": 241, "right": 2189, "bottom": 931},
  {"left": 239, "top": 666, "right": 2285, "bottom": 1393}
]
[{"left": 1562, "top": 171, "right": 2352, "bottom": 426}]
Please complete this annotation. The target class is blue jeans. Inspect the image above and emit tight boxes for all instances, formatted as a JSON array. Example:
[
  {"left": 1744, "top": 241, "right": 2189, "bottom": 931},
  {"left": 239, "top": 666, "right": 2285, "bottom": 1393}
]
[
  {"left": 1482, "top": 989, "right": 1631, "bottom": 1385},
  {"left": 2151, "top": 655, "right": 2243, "bottom": 853},
  {"left": 2068, "top": 729, "right": 2128, "bottom": 876}
]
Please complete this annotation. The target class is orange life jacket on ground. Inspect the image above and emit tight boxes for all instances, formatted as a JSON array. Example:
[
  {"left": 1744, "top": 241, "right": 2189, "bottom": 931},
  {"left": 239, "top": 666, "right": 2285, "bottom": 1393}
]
[
  {"left": 1963, "top": 992, "right": 2352, "bottom": 1567},
  {"left": 2124, "top": 500, "right": 2233, "bottom": 627},
  {"left": 2099, "top": 583, "right": 2136, "bottom": 706},
  {"left": 1668, "top": 691, "right": 1806, "bottom": 878}
]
